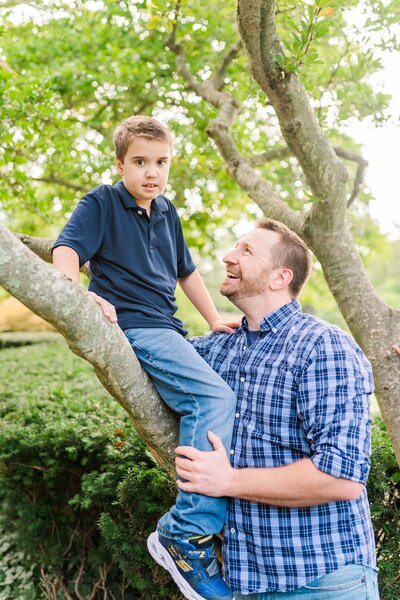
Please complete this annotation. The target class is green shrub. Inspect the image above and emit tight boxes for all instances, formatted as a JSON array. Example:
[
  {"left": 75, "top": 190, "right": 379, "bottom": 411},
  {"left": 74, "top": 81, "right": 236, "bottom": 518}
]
[
  {"left": 367, "top": 418, "right": 400, "bottom": 600},
  {"left": 0, "top": 340, "right": 181, "bottom": 599},
  {"left": 1, "top": 339, "right": 399, "bottom": 599}
]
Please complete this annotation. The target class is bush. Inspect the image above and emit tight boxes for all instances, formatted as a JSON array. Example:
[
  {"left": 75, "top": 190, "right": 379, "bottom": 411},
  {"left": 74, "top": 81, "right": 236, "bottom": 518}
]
[
  {"left": 367, "top": 418, "right": 400, "bottom": 600},
  {"left": 1, "top": 338, "right": 399, "bottom": 599},
  {"left": 0, "top": 340, "right": 181, "bottom": 599}
]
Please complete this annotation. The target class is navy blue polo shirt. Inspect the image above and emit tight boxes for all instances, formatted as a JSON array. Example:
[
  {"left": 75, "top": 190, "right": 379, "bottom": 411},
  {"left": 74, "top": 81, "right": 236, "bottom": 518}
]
[{"left": 53, "top": 180, "right": 196, "bottom": 335}]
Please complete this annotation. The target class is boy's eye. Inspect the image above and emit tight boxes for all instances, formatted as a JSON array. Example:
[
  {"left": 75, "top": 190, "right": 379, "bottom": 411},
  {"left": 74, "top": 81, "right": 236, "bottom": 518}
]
[
  {"left": 136, "top": 159, "right": 145, "bottom": 166},
  {"left": 158, "top": 159, "right": 167, "bottom": 166}
]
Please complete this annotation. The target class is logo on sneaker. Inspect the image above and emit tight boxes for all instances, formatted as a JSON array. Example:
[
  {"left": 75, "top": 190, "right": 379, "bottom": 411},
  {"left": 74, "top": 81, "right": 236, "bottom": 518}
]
[{"left": 176, "top": 559, "right": 194, "bottom": 572}]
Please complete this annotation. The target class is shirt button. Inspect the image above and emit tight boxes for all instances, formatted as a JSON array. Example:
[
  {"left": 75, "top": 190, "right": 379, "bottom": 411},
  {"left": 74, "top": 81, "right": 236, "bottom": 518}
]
[
  {"left": 230, "top": 527, "right": 235, "bottom": 534},
  {"left": 230, "top": 449, "right": 235, "bottom": 455},
  {"left": 243, "top": 345, "right": 247, "bottom": 350},
  {"left": 137, "top": 210, "right": 143, "bottom": 215},
  {"left": 235, "top": 412, "right": 240, "bottom": 418},
  {"left": 240, "top": 376, "right": 245, "bottom": 383}
]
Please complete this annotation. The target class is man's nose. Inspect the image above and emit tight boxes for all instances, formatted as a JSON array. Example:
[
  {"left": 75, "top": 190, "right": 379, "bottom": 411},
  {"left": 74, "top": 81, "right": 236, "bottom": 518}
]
[{"left": 223, "top": 249, "right": 239, "bottom": 264}]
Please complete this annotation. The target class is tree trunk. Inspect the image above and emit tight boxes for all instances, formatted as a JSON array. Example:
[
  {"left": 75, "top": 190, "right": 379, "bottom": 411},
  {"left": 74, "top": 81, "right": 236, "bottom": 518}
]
[{"left": 235, "top": 0, "right": 400, "bottom": 463}]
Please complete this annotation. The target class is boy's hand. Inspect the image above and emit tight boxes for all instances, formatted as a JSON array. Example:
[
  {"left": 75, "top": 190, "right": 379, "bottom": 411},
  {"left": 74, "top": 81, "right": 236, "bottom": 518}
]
[
  {"left": 88, "top": 291, "right": 118, "bottom": 324},
  {"left": 211, "top": 319, "right": 241, "bottom": 334}
]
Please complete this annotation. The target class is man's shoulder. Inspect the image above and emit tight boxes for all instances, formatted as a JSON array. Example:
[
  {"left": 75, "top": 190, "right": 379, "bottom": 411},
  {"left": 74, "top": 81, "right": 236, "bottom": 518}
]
[
  {"left": 289, "top": 311, "right": 369, "bottom": 368},
  {"left": 189, "top": 331, "right": 234, "bottom": 354}
]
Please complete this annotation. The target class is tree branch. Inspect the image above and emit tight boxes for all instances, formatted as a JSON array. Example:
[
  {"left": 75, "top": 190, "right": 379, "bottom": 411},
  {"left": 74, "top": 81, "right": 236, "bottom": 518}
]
[
  {"left": 211, "top": 41, "right": 243, "bottom": 91},
  {"left": 334, "top": 147, "right": 368, "bottom": 206},
  {"left": 249, "top": 146, "right": 291, "bottom": 166},
  {"left": 0, "top": 223, "right": 179, "bottom": 475},
  {"left": 15, "top": 234, "right": 90, "bottom": 277},
  {"left": 169, "top": 21, "right": 303, "bottom": 233},
  {"left": 32, "top": 176, "right": 90, "bottom": 193},
  {"left": 249, "top": 145, "right": 368, "bottom": 205},
  {"left": 237, "top": 0, "right": 349, "bottom": 231}
]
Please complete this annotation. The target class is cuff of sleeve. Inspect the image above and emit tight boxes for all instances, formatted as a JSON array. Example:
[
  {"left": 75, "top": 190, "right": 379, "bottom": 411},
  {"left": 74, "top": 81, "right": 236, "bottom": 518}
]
[
  {"left": 52, "top": 241, "right": 86, "bottom": 268},
  {"left": 177, "top": 264, "right": 197, "bottom": 278},
  {"left": 312, "top": 448, "right": 370, "bottom": 484}
]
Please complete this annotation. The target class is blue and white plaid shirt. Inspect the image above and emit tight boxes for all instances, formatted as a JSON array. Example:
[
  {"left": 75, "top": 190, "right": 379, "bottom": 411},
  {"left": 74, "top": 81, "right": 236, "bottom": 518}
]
[{"left": 190, "top": 300, "right": 376, "bottom": 594}]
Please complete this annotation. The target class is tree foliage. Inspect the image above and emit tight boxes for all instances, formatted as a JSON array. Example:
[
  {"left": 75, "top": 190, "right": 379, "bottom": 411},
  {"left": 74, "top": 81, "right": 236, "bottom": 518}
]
[
  {"left": 1, "top": 2, "right": 400, "bottom": 455},
  {"left": 0, "top": 0, "right": 397, "bottom": 246}
]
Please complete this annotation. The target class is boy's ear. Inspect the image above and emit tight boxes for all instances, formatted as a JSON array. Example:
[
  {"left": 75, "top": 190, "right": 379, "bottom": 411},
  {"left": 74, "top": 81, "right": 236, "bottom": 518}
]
[{"left": 116, "top": 156, "right": 124, "bottom": 176}]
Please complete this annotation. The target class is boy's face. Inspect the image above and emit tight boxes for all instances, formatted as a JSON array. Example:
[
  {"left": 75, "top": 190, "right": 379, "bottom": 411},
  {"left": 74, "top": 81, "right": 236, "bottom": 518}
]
[{"left": 116, "top": 136, "right": 171, "bottom": 208}]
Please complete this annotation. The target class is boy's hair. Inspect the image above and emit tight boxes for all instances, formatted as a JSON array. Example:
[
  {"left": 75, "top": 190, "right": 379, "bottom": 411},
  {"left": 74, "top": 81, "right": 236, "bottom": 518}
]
[
  {"left": 255, "top": 218, "right": 313, "bottom": 297},
  {"left": 113, "top": 115, "right": 173, "bottom": 162}
]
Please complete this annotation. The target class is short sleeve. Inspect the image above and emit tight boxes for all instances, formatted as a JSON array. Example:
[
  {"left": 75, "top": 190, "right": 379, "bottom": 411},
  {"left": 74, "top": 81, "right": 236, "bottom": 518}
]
[
  {"left": 52, "top": 193, "right": 107, "bottom": 267},
  {"left": 297, "top": 330, "right": 374, "bottom": 484}
]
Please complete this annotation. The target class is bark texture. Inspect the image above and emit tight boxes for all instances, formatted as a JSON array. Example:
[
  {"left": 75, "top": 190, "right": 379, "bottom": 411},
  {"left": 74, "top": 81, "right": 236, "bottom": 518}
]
[{"left": 0, "top": 224, "right": 179, "bottom": 475}]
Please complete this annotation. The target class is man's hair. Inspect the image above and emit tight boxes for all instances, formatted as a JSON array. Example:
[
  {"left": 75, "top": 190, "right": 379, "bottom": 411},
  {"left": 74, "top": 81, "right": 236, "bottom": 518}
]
[
  {"left": 113, "top": 115, "right": 173, "bottom": 162},
  {"left": 255, "top": 218, "right": 313, "bottom": 297}
]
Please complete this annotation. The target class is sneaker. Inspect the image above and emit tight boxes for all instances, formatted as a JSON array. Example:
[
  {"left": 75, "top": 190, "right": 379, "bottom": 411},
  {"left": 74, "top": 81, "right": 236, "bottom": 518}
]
[{"left": 147, "top": 531, "right": 233, "bottom": 600}]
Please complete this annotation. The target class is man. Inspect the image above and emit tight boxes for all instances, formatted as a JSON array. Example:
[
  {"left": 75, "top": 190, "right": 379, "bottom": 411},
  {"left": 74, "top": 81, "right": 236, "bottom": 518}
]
[{"left": 175, "top": 218, "right": 379, "bottom": 599}]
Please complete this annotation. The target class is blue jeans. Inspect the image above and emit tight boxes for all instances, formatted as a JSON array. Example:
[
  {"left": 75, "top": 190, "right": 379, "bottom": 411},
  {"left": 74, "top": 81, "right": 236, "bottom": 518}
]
[
  {"left": 124, "top": 327, "right": 237, "bottom": 538},
  {"left": 234, "top": 565, "right": 379, "bottom": 599}
]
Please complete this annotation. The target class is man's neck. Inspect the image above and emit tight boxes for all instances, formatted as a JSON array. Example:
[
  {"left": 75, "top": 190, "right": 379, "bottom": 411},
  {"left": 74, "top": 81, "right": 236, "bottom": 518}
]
[{"left": 236, "top": 294, "right": 292, "bottom": 331}]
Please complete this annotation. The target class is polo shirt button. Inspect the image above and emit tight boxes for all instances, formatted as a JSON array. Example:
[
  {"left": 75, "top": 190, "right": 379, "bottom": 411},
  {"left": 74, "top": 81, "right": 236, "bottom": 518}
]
[
  {"left": 230, "top": 449, "right": 235, "bottom": 455},
  {"left": 235, "top": 412, "right": 240, "bottom": 418},
  {"left": 243, "top": 345, "right": 247, "bottom": 350},
  {"left": 240, "top": 376, "right": 245, "bottom": 382},
  {"left": 137, "top": 210, "right": 143, "bottom": 215},
  {"left": 230, "top": 527, "right": 235, "bottom": 534}
]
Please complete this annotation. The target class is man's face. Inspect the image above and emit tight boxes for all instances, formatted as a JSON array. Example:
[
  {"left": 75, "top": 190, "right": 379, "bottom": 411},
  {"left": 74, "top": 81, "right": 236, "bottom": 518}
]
[
  {"left": 116, "top": 137, "right": 171, "bottom": 207},
  {"left": 220, "top": 228, "right": 281, "bottom": 302}
]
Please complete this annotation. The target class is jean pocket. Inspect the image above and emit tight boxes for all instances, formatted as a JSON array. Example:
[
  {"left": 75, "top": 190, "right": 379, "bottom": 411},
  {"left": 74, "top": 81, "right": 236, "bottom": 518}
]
[
  {"left": 124, "top": 330, "right": 153, "bottom": 361},
  {"left": 303, "top": 565, "right": 366, "bottom": 591}
]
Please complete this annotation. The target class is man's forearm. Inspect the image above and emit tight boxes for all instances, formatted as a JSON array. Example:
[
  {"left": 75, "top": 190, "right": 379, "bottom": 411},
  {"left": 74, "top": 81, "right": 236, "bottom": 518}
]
[
  {"left": 53, "top": 246, "right": 80, "bottom": 282},
  {"left": 228, "top": 458, "right": 363, "bottom": 507},
  {"left": 176, "top": 436, "right": 364, "bottom": 506}
]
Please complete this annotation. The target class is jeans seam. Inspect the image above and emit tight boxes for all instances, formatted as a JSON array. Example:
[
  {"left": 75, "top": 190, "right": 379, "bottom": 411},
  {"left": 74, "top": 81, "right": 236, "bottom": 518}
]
[{"left": 303, "top": 574, "right": 366, "bottom": 591}]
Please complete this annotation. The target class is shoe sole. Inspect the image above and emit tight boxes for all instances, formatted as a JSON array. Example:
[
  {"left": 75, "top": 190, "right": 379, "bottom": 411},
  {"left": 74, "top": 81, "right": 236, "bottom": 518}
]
[{"left": 147, "top": 531, "right": 211, "bottom": 600}]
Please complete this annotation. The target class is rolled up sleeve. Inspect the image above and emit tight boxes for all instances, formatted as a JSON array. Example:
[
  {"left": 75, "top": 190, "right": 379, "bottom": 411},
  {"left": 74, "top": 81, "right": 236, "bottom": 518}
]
[{"left": 298, "top": 330, "right": 374, "bottom": 484}]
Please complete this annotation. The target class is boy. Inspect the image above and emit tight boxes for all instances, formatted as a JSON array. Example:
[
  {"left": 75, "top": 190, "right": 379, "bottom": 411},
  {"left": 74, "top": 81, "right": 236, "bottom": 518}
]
[{"left": 53, "top": 116, "right": 236, "bottom": 600}]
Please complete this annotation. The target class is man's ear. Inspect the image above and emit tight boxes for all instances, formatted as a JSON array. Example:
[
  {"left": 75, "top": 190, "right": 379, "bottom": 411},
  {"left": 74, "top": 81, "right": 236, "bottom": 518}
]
[
  {"left": 116, "top": 156, "right": 124, "bottom": 176},
  {"left": 269, "top": 268, "right": 293, "bottom": 291}
]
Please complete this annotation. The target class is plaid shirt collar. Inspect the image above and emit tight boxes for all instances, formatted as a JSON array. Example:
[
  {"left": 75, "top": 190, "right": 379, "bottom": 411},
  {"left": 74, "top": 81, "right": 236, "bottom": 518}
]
[{"left": 241, "top": 299, "right": 301, "bottom": 335}]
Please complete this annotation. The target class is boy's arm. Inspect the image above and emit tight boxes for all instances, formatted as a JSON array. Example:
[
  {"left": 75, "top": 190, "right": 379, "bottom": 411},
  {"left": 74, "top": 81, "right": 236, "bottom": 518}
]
[
  {"left": 53, "top": 246, "right": 80, "bottom": 281},
  {"left": 178, "top": 269, "right": 240, "bottom": 333},
  {"left": 53, "top": 246, "right": 117, "bottom": 324}
]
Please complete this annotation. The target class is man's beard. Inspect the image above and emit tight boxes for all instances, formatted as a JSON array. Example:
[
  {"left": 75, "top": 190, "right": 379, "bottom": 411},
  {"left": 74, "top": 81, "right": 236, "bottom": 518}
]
[{"left": 220, "top": 273, "right": 267, "bottom": 302}]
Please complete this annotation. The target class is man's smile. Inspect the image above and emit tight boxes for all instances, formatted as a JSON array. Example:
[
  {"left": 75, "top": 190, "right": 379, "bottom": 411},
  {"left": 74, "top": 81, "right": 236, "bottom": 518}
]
[{"left": 226, "top": 271, "right": 240, "bottom": 279}]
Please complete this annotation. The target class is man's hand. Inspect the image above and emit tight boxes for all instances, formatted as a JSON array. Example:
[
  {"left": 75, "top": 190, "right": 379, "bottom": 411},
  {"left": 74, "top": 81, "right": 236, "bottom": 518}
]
[
  {"left": 211, "top": 319, "right": 241, "bottom": 334},
  {"left": 88, "top": 291, "right": 118, "bottom": 324},
  {"left": 175, "top": 431, "right": 235, "bottom": 497}
]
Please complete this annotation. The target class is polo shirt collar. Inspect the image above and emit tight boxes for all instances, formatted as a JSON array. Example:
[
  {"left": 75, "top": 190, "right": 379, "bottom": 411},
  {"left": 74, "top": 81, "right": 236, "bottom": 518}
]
[
  {"left": 114, "top": 180, "right": 169, "bottom": 213},
  {"left": 242, "top": 299, "right": 301, "bottom": 334}
]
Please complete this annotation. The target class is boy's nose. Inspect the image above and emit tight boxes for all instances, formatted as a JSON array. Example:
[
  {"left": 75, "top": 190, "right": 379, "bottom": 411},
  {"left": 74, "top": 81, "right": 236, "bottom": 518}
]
[{"left": 145, "top": 166, "right": 157, "bottom": 177}]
